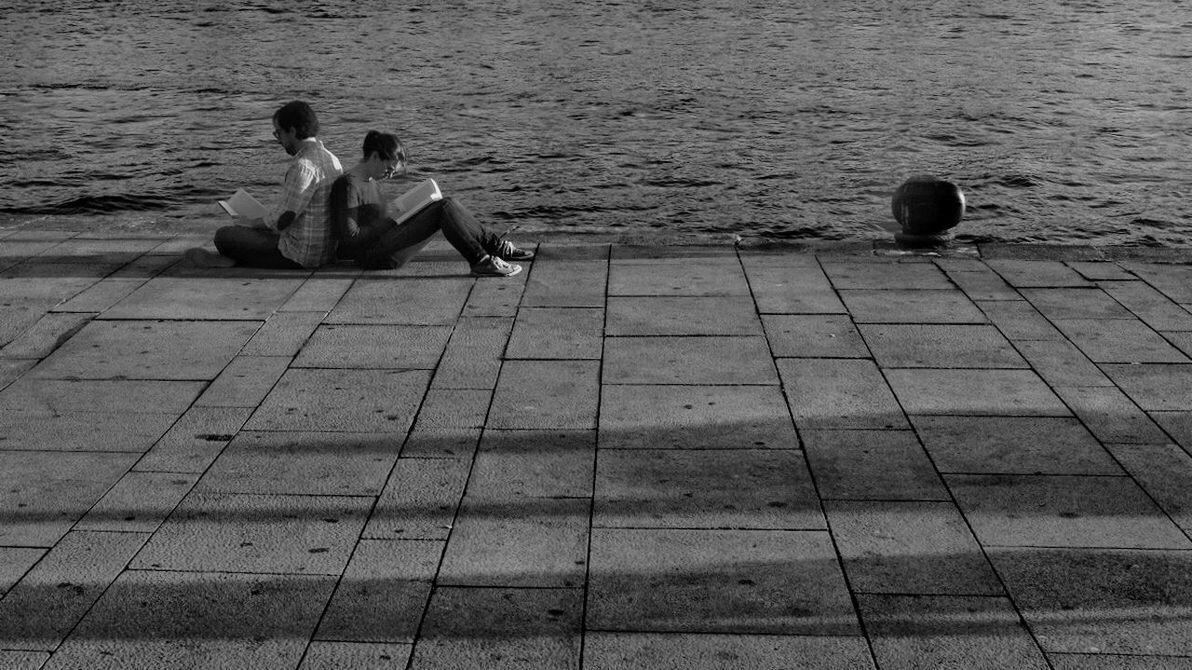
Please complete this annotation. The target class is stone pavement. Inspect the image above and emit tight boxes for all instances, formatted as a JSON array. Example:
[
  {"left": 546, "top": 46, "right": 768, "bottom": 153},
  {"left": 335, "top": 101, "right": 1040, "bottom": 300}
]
[{"left": 1, "top": 227, "right": 1192, "bottom": 669}]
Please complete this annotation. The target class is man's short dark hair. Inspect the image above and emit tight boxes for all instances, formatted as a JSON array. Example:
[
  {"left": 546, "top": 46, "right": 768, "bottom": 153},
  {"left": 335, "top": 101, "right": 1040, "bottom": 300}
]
[{"left": 273, "top": 100, "right": 319, "bottom": 139}]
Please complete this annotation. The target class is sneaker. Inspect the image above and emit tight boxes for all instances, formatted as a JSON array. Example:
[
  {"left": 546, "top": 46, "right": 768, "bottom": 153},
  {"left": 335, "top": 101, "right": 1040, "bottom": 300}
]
[
  {"left": 184, "top": 247, "right": 236, "bottom": 268},
  {"left": 470, "top": 254, "right": 522, "bottom": 277},
  {"left": 494, "top": 239, "right": 535, "bottom": 261}
]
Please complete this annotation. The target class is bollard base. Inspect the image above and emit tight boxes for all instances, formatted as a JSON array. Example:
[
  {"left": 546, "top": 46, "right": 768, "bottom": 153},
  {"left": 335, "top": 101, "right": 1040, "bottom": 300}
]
[{"left": 894, "top": 230, "right": 955, "bottom": 248}]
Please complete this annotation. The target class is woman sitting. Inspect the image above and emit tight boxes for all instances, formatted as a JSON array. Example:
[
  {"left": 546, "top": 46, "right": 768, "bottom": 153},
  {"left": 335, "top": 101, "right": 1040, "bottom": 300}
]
[{"left": 329, "top": 130, "right": 533, "bottom": 275}]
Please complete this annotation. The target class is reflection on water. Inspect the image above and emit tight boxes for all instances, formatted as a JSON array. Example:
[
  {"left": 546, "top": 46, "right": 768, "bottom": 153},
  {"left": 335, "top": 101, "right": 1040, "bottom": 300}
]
[{"left": 1, "top": 0, "right": 1190, "bottom": 245}]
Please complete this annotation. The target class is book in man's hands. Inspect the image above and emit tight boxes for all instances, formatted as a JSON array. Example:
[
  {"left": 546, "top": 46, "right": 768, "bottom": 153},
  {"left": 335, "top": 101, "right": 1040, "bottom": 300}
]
[
  {"left": 388, "top": 179, "right": 443, "bottom": 225},
  {"left": 217, "top": 189, "right": 270, "bottom": 226}
]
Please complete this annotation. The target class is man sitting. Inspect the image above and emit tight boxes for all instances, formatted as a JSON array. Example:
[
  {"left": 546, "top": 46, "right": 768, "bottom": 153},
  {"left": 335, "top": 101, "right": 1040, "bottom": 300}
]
[{"left": 187, "top": 100, "right": 342, "bottom": 268}]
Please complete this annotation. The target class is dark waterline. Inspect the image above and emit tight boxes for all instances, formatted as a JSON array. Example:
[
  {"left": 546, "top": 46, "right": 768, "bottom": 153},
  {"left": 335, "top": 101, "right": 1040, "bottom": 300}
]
[{"left": 2, "top": 1, "right": 1191, "bottom": 245}]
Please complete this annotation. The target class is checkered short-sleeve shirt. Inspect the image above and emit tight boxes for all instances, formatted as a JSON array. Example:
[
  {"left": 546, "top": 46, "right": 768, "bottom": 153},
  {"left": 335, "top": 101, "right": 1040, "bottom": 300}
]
[{"left": 275, "top": 138, "right": 343, "bottom": 268}]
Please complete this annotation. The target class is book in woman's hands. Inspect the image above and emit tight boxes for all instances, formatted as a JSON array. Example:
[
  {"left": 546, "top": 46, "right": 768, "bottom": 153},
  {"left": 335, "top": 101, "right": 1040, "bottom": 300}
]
[
  {"left": 218, "top": 189, "right": 270, "bottom": 225},
  {"left": 388, "top": 179, "right": 443, "bottom": 224}
]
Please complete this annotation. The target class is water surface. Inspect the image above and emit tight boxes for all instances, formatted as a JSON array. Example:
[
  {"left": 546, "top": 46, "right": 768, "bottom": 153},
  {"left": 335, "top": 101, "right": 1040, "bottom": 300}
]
[{"left": 2, "top": 0, "right": 1190, "bottom": 245}]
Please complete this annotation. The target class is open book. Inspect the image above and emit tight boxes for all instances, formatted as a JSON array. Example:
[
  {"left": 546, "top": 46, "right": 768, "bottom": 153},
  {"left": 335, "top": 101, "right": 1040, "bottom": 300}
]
[
  {"left": 217, "top": 189, "right": 270, "bottom": 225},
  {"left": 388, "top": 179, "right": 443, "bottom": 225}
]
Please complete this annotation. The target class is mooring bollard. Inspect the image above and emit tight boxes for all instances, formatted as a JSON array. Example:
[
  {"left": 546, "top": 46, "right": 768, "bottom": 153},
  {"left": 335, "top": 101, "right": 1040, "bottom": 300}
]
[{"left": 891, "top": 175, "right": 965, "bottom": 247}]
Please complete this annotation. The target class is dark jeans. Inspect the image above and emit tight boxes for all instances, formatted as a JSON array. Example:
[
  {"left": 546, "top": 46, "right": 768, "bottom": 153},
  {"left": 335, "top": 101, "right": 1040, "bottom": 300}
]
[
  {"left": 356, "top": 197, "right": 503, "bottom": 270},
  {"left": 213, "top": 226, "right": 303, "bottom": 269}
]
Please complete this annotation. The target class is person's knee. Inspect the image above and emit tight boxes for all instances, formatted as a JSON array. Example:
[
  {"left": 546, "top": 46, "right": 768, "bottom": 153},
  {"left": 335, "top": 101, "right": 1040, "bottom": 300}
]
[{"left": 213, "top": 226, "right": 236, "bottom": 255}]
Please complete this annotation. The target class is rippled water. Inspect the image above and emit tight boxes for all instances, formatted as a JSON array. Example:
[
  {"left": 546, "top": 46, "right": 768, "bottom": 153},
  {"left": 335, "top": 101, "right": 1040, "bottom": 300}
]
[{"left": 2, "top": 0, "right": 1191, "bottom": 245}]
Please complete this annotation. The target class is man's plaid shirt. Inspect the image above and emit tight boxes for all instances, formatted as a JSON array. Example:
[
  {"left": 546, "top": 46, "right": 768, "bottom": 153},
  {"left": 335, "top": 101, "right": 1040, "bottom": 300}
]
[{"left": 275, "top": 138, "right": 343, "bottom": 268}]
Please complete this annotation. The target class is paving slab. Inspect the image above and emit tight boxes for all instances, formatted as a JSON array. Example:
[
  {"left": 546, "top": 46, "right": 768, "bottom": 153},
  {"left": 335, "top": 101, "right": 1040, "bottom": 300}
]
[
  {"left": 825, "top": 500, "right": 1001, "bottom": 595},
  {"left": 0, "top": 312, "right": 92, "bottom": 359},
  {"left": 399, "top": 427, "right": 480, "bottom": 459},
  {"left": 740, "top": 262, "right": 846, "bottom": 314},
  {"left": 1105, "top": 443, "right": 1192, "bottom": 532},
  {"left": 1168, "top": 331, "right": 1192, "bottom": 359},
  {"left": 0, "top": 269, "right": 108, "bottom": 304},
  {"left": 840, "top": 289, "right": 987, "bottom": 323},
  {"left": 886, "top": 368, "right": 1069, "bottom": 416},
  {"left": 1014, "top": 339, "right": 1114, "bottom": 386},
  {"left": 761, "top": 314, "right": 868, "bottom": 358},
  {"left": 46, "top": 570, "right": 334, "bottom": 670},
  {"left": 598, "top": 384, "right": 798, "bottom": 450},
  {"left": 976, "top": 299, "right": 1065, "bottom": 340},
  {"left": 594, "top": 449, "right": 823, "bottom": 530},
  {"left": 910, "top": 415, "right": 1121, "bottom": 475},
  {"left": 1101, "top": 363, "right": 1192, "bottom": 411},
  {"left": 292, "top": 324, "right": 452, "bottom": 369},
  {"left": 582, "top": 632, "right": 875, "bottom": 670},
  {"left": 607, "top": 296, "right": 762, "bottom": 336},
  {"left": 858, "top": 594, "right": 1049, "bottom": 669},
  {"left": 196, "top": 431, "right": 403, "bottom": 496},
  {"left": 364, "top": 457, "right": 471, "bottom": 541},
  {"left": 1151, "top": 411, "right": 1192, "bottom": 450},
  {"left": 438, "top": 497, "right": 589, "bottom": 588},
  {"left": 0, "top": 650, "right": 47, "bottom": 669},
  {"left": 278, "top": 276, "right": 354, "bottom": 312},
  {"left": 859, "top": 323, "right": 1027, "bottom": 368},
  {"left": 1054, "top": 385, "right": 1170, "bottom": 444},
  {"left": 488, "top": 359, "right": 600, "bottom": 429},
  {"left": 1101, "top": 281, "right": 1192, "bottom": 331},
  {"left": 28, "top": 319, "right": 259, "bottom": 381},
  {"left": 240, "top": 311, "right": 324, "bottom": 356},
  {"left": 506, "top": 307, "right": 604, "bottom": 359},
  {"left": 0, "top": 359, "right": 34, "bottom": 392},
  {"left": 1048, "top": 654, "right": 1192, "bottom": 670},
  {"left": 315, "top": 539, "right": 441, "bottom": 643},
  {"left": 0, "top": 377, "right": 203, "bottom": 415},
  {"left": 801, "top": 430, "right": 948, "bottom": 501},
  {"left": 410, "top": 388, "right": 491, "bottom": 432},
  {"left": 1020, "top": 287, "right": 1134, "bottom": 320},
  {"left": 608, "top": 257, "right": 750, "bottom": 296},
  {"left": 522, "top": 258, "right": 607, "bottom": 308},
  {"left": 462, "top": 274, "right": 525, "bottom": 317},
  {"left": 1053, "top": 318, "right": 1189, "bottom": 363},
  {"left": 467, "top": 430, "right": 595, "bottom": 500},
  {"left": 75, "top": 471, "right": 199, "bottom": 533},
  {"left": 194, "top": 355, "right": 290, "bottom": 407},
  {"left": 989, "top": 547, "right": 1192, "bottom": 655},
  {"left": 821, "top": 260, "right": 954, "bottom": 290},
  {"left": 938, "top": 267, "right": 1021, "bottom": 301},
  {"left": 986, "top": 259, "right": 1093, "bottom": 287},
  {"left": 1120, "top": 261, "right": 1192, "bottom": 304},
  {"left": 0, "top": 451, "right": 139, "bottom": 546},
  {"left": 604, "top": 336, "right": 778, "bottom": 385},
  {"left": 245, "top": 368, "right": 431, "bottom": 433},
  {"left": 49, "top": 278, "right": 144, "bottom": 314},
  {"left": 36, "top": 237, "right": 159, "bottom": 265},
  {"left": 0, "top": 547, "right": 44, "bottom": 597},
  {"left": 1068, "top": 261, "right": 1134, "bottom": 281},
  {"left": 325, "top": 277, "right": 471, "bottom": 325},
  {"left": 0, "top": 411, "right": 178, "bottom": 453},
  {"left": 587, "top": 528, "right": 857, "bottom": 634},
  {"left": 0, "top": 300, "right": 63, "bottom": 351},
  {"left": 410, "top": 587, "right": 581, "bottom": 670},
  {"left": 299, "top": 642, "right": 413, "bottom": 670},
  {"left": 778, "top": 359, "right": 907, "bottom": 429},
  {"left": 130, "top": 491, "right": 371, "bottom": 574},
  {"left": 102, "top": 275, "right": 301, "bottom": 320},
  {"left": 430, "top": 316, "right": 512, "bottom": 390},
  {"left": 947, "top": 474, "right": 1191, "bottom": 549},
  {"left": 133, "top": 406, "right": 252, "bottom": 474},
  {"left": 0, "top": 531, "right": 148, "bottom": 651}
]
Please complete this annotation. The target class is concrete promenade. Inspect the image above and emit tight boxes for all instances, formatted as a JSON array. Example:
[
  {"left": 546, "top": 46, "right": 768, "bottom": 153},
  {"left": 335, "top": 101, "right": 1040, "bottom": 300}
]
[{"left": 2, "top": 226, "right": 1192, "bottom": 669}]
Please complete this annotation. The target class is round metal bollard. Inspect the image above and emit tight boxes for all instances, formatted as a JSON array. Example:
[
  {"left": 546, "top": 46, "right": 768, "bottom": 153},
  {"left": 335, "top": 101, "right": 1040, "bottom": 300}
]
[{"left": 891, "top": 176, "right": 965, "bottom": 247}]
